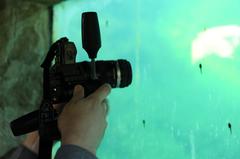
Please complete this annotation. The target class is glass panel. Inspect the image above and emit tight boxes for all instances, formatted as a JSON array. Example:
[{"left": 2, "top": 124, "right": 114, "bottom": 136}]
[{"left": 53, "top": 0, "right": 240, "bottom": 158}]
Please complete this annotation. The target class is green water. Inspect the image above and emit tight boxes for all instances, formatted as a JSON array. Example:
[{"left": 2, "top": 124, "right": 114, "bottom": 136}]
[{"left": 52, "top": 0, "right": 240, "bottom": 158}]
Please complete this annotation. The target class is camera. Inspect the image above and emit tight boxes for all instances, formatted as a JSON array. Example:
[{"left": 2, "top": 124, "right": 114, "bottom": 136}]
[
  {"left": 10, "top": 12, "right": 132, "bottom": 137},
  {"left": 49, "top": 37, "right": 132, "bottom": 104}
]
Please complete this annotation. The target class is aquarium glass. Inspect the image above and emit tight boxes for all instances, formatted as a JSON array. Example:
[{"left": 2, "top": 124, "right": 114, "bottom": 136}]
[{"left": 53, "top": 0, "right": 240, "bottom": 158}]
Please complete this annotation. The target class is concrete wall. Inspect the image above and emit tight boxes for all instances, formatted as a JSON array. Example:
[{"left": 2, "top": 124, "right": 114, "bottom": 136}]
[{"left": 0, "top": 0, "right": 62, "bottom": 155}]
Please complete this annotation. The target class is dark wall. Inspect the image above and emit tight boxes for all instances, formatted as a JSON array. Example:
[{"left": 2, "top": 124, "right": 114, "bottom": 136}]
[{"left": 0, "top": 0, "right": 62, "bottom": 155}]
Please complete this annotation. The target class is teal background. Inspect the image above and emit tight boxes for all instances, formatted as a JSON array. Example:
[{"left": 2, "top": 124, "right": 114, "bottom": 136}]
[{"left": 53, "top": 0, "right": 240, "bottom": 158}]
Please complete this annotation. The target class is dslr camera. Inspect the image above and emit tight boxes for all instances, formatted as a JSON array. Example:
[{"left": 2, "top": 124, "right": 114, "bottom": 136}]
[{"left": 10, "top": 12, "right": 132, "bottom": 137}]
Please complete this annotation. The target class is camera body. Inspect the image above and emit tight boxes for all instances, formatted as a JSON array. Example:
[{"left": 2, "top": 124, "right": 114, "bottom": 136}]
[{"left": 49, "top": 38, "right": 132, "bottom": 104}]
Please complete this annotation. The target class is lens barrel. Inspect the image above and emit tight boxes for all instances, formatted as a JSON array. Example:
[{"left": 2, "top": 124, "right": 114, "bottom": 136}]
[{"left": 117, "top": 60, "right": 132, "bottom": 88}]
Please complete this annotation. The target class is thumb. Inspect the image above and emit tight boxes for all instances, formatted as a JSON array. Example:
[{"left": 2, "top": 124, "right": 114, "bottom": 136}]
[
  {"left": 72, "top": 85, "right": 85, "bottom": 101},
  {"left": 88, "top": 83, "right": 111, "bottom": 102}
]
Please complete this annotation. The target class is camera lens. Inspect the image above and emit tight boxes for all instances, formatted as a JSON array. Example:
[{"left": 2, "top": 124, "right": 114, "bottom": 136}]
[
  {"left": 94, "top": 60, "right": 132, "bottom": 88},
  {"left": 116, "top": 60, "right": 132, "bottom": 88}
]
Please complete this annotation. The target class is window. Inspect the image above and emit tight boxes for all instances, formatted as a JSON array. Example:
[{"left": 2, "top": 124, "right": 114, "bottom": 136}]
[{"left": 53, "top": 0, "right": 240, "bottom": 158}]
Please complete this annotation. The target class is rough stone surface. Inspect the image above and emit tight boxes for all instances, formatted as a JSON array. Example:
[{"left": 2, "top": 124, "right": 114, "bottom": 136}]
[{"left": 0, "top": 0, "right": 61, "bottom": 156}]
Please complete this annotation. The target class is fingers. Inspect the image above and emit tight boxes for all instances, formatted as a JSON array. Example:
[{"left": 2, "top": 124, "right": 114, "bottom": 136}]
[
  {"left": 71, "top": 85, "right": 85, "bottom": 102},
  {"left": 102, "top": 99, "right": 109, "bottom": 115},
  {"left": 68, "top": 84, "right": 111, "bottom": 117},
  {"left": 88, "top": 84, "right": 111, "bottom": 102},
  {"left": 23, "top": 131, "right": 39, "bottom": 154},
  {"left": 53, "top": 103, "right": 67, "bottom": 113}
]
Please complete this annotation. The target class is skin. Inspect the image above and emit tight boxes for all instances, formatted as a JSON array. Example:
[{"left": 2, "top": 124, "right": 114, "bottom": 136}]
[
  {"left": 22, "top": 131, "right": 39, "bottom": 154},
  {"left": 22, "top": 84, "right": 111, "bottom": 156}
]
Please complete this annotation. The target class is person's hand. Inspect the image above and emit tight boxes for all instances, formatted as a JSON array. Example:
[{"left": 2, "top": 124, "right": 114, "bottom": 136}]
[
  {"left": 22, "top": 131, "right": 39, "bottom": 154},
  {"left": 21, "top": 103, "right": 66, "bottom": 154},
  {"left": 57, "top": 84, "right": 111, "bottom": 155}
]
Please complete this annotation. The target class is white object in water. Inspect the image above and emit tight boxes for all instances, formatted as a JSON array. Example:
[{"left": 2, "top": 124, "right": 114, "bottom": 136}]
[{"left": 191, "top": 25, "right": 240, "bottom": 63}]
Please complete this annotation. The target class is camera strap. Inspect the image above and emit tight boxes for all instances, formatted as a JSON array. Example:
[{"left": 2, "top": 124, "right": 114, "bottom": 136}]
[
  {"left": 38, "top": 99, "right": 57, "bottom": 159},
  {"left": 38, "top": 40, "right": 59, "bottom": 159}
]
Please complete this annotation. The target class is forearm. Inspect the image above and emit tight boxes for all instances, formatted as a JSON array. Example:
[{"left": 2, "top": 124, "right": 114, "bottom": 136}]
[{"left": 6, "top": 145, "right": 37, "bottom": 159}]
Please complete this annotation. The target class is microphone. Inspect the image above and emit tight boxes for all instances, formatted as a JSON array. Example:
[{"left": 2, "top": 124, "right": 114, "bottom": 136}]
[
  {"left": 82, "top": 12, "right": 101, "bottom": 59},
  {"left": 82, "top": 12, "right": 101, "bottom": 79}
]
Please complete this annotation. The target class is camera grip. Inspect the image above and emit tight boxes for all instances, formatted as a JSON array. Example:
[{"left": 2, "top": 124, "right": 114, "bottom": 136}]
[
  {"left": 82, "top": 79, "right": 105, "bottom": 97},
  {"left": 10, "top": 110, "right": 39, "bottom": 136}
]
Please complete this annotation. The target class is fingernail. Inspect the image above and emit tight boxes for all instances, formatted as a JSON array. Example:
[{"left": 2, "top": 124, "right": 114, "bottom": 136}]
[
  {"left": 77, "top": 85, "right": 84, "bottom": 89},
  {"left": 74, "top": 85, "right": 83, "bottom": 93}
]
